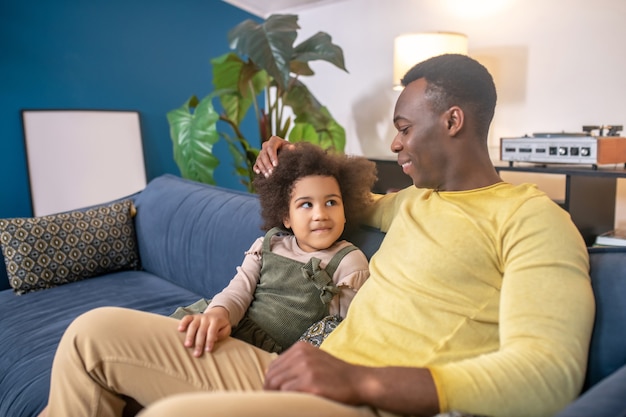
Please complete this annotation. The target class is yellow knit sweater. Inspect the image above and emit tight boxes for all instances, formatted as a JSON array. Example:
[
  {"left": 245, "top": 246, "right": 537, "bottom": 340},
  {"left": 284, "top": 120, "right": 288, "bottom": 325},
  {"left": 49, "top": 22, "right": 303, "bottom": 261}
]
[{"left": 320, "top": 182, "right": 594, "bottom": 417}]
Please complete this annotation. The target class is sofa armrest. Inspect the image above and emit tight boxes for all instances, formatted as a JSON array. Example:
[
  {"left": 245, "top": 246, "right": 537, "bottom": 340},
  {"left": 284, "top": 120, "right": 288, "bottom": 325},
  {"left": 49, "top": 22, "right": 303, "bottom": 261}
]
[{"left": 584, "top": 246, "right": 626, "bottom": 390}]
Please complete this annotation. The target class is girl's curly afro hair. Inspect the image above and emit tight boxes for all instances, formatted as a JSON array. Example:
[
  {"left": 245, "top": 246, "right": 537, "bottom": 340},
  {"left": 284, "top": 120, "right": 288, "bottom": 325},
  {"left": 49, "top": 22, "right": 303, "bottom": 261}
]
[{"left": 253, "top": 142, "right": 378, "bottom": 233}]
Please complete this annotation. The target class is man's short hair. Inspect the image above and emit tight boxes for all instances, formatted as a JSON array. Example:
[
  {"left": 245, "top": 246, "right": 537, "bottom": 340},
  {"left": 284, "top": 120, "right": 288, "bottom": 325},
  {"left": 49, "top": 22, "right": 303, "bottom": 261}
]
[{"left": 401, "top": 54, "right": 497, "bottom": 138}]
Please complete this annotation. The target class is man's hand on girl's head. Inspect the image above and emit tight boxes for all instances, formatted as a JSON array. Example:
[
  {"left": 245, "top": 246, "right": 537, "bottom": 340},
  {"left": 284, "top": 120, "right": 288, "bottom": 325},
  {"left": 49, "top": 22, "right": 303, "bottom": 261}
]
[{"left": 254, "top": 136, "right": 293, "bottom": 177}]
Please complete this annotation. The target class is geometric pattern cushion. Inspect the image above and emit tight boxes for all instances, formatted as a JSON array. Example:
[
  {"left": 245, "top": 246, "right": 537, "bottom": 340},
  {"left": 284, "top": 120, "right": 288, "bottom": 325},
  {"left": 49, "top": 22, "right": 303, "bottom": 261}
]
[{"left": 0, "top": 199, "right": 140, "bottom": 295}]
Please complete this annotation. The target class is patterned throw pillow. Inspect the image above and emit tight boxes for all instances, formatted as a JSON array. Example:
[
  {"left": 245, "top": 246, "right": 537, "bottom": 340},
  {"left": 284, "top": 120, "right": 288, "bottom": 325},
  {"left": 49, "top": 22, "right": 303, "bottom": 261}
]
[
  {"left": 298, "top": 315, "right": 343, "bottom": 347},
  {"left": 0, "top": 199, "right": 140, "bottom": 295}
]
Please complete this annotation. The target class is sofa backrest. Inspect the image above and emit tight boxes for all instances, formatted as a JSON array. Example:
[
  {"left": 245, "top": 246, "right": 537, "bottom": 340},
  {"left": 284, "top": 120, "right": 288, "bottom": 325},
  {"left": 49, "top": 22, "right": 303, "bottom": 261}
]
[{"left": 134, "top": 175, "right": 265, "bottom": 297}]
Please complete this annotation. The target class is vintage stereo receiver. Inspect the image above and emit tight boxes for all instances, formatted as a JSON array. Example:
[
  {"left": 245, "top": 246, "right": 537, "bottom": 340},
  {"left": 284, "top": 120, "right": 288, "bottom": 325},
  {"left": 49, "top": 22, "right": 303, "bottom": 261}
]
[{"left": 500, "top": 125, "right": 626, "bottom": 168}]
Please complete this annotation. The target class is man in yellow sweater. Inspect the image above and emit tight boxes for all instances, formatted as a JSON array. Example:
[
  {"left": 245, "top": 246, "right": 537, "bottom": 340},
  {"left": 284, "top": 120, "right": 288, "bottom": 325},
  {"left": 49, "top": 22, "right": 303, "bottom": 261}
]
[
  {"left": 41, "top": 54, "right": 594, "bottom": 417},
  {"left": 257, "top": 53, "right": 594, "bottom": 416}
]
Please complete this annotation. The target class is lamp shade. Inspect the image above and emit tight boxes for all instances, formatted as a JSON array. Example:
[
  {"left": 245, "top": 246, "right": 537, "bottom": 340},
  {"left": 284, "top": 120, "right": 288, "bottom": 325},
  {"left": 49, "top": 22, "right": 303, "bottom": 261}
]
[{"left": 393, "top": 32, "right": 468, "bottom": 90}]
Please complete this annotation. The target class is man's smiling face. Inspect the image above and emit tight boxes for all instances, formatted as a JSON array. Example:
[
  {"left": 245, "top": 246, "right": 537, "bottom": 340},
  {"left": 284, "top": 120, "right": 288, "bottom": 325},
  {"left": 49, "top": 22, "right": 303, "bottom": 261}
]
[{"left": 391, "top": 78, "right": 451, "bottom": 190}]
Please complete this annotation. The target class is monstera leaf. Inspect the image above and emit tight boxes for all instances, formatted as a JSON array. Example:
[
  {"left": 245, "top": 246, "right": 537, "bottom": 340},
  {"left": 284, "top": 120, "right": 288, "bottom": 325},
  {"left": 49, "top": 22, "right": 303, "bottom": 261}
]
[{"left": 167, "top": 95, "right": 220, "bottom": 185}]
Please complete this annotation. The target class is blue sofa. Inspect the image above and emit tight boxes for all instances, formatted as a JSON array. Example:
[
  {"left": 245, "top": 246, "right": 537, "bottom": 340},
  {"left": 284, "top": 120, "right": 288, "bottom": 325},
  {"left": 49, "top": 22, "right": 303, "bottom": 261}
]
[{"left": 0, "top": 174, "right": 624, "bottom": 417}]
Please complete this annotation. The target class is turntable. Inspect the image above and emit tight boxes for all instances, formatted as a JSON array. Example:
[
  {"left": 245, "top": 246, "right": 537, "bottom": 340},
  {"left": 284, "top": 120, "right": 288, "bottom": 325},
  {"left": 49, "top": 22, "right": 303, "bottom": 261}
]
[{"left": 500, "top": 125, "right": 626, "bottom": 168}]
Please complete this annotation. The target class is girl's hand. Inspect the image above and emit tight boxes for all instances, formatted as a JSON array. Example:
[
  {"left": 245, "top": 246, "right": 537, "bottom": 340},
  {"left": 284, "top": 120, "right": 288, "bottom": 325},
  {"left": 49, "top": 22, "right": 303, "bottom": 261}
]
[{"left": 177, "top": 307, "right": 232, "bottom": 357}]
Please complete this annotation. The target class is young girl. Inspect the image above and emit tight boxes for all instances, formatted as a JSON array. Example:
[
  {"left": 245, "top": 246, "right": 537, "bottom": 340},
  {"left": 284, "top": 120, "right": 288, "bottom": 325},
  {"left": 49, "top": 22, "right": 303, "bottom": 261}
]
[{"left": 176, "top": 142, "right": 378, "bottom": 356}]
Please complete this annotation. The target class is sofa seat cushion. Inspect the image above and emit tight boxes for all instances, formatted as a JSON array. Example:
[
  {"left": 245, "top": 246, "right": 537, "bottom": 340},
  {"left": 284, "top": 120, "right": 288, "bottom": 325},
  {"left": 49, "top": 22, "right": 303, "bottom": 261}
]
[{"left": 0, "top": 270, "right": 202, "bottom": 417}]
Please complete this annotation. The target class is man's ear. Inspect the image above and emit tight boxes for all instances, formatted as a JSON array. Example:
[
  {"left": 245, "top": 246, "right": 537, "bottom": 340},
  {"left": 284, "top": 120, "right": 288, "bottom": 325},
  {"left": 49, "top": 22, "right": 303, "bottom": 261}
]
[{"left": 446, "top": 106, "right": 464, "bottom": 136}]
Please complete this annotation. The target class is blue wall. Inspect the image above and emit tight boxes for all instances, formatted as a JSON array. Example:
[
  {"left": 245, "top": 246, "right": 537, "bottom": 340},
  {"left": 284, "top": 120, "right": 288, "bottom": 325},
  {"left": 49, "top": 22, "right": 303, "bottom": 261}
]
[{"left": 0, "top": 0, "right": 259, "bottom": 219}]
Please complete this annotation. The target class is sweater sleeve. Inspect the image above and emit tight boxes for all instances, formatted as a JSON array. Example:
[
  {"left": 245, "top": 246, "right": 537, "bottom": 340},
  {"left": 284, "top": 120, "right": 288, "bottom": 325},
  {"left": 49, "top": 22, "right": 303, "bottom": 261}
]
[
  {"left": 362, "top": 193, "right": 390, "bottom": 230},
  {"left": 363, "top": 189, "right": 418, "bottom": 232},
  {"left": 428, "top": 197, "right": 595, "bottom": 417},
  {"left": 208, "top": 237, "right": 263, "bottom": 327}
]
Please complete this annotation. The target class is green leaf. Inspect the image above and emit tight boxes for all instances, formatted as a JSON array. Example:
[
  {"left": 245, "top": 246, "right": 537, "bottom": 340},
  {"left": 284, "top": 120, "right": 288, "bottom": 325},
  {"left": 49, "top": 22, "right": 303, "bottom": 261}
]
[
  {"left": 286, "top": 99, "right": 345, "bottom": 152},
  {"left": 166, "top": 95, "right": 221, "bottom": 185},
  {"left": 316, "top": 113, "right": 346, "bottom": 152},
  {"left": 211, "top": 53, "right": 244, "bottom": 91},
  {"left": 289, "top": 60, "right": 315, "bottom": 76},
  {"left": 228, "top": 14, "right": 298, "bottom": 91},
  {"left": 283, "top": 80, "right": 327, "bottom": 127},
  {"left": 211, "top": 53, "right": 269, "bottom": 126},
  {"left": 281, "top": 79, "right": 346, "bottom": 152},
  {"left": 292, "top": 32, "right": 348, "bottom": 74},
  {"left": 288, "top": 123, "right": 318, "bottom": 144}
]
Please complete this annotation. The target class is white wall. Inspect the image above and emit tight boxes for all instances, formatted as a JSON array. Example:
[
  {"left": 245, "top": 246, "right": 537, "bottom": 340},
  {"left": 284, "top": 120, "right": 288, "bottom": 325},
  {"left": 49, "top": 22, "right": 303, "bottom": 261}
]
[{"left": 292, "top": 0, "right": 626, "bottom": 228}]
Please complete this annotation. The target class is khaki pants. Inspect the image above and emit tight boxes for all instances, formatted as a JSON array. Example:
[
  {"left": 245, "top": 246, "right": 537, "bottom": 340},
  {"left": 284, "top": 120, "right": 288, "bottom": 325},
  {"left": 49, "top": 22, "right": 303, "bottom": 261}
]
[{"left": 46, "top": 307, "right": 383, "bottom": 417}]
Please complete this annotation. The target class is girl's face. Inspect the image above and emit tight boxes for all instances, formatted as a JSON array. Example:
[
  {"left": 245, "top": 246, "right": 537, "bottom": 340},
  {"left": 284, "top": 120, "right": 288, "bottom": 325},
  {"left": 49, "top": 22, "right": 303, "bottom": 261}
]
[{"left": 283, "top": 175, "right": 346, "bottom": 252}]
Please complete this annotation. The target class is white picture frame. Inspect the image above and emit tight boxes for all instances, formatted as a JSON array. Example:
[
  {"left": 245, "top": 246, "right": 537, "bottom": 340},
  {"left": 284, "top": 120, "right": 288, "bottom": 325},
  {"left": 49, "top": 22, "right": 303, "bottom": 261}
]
[{"left": 21, "top": 109, "right": 147, "bottom": 216}]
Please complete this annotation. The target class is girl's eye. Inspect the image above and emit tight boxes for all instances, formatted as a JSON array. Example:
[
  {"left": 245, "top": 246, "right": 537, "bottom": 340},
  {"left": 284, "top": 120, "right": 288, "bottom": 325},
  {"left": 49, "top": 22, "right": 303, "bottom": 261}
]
[
  {"left": 326, "top": 199, "right": 339, "bottom": 207},
  {"left": 399, "top": 127, "right": 409, "bottom": 135},
  {"left": 300, "top": 202, "right": 312, "bottom": 209}
]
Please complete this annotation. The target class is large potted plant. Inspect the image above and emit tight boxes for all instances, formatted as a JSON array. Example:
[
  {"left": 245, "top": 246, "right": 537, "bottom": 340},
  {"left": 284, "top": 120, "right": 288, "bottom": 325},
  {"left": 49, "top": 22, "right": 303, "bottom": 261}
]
[{"left": 167, "top": 14, "right": 348, "bottom": 192}]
